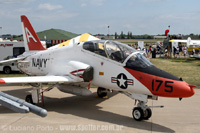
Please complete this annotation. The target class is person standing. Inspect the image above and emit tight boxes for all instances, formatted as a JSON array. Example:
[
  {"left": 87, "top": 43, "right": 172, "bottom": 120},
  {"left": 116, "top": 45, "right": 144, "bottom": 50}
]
[
  {"left": 173, "top": 46, "right": 177, "bottom": 58},
  {"left": 184, "top": 47, "right": 187, "bottom": 57},
  {"left": 152, "top": 46, "right": 156, "bottom": 58}
]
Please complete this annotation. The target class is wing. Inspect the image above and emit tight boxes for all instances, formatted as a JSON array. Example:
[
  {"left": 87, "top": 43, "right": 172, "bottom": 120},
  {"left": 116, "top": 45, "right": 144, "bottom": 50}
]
[
  {"left": 0, "top": 76, "right": 74, "bottom": 84},
  {"left": 169, "top": 39, "right": 187, "bottom": 43},
  {"left": 190, "top": 40, "right": 200, "bottom": 44},
  {"left": 0, "top": 75, "right": 76, "bottom": 117}
]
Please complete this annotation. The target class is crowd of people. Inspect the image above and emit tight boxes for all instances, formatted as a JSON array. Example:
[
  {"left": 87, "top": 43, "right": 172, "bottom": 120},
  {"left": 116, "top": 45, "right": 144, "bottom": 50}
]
[
  {"left": 134, "top": 45, "right": 158, "bottom": 58},
  {"left": 172, "top": 46, "right": 188, "bottom": 58},
  {"left": 132, "top": 43, "right": 192, "bottom": 59}
]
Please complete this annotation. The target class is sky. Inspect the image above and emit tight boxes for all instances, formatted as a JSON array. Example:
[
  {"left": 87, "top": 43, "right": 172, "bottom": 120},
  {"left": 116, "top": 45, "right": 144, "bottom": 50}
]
[{"left": 0, "top": 0, "right": 200, "bottom": 35}]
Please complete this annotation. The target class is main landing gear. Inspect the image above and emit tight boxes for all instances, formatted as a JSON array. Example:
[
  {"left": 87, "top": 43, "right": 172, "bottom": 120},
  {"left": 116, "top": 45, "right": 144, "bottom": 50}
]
[
  {"left": 25, "top": 83, "right": 57, "bottom": 105},
  {"left": 97, "top": 87, "right": 108, "bottom": 98},
  {"left": 25, "top": 95, "right": 34, "bottom": 104}
]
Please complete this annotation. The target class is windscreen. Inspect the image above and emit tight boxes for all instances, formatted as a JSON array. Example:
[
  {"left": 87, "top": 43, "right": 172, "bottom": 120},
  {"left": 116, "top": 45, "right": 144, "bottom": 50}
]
[
  {"left": 126, "top": 53, "right": 152, "bottom": 68},
  {"left": 83, "top": 40, "right": 137, "bottom": 63},
  {"left": 105, "top": 41, "right": 136, "bottom": 63}
]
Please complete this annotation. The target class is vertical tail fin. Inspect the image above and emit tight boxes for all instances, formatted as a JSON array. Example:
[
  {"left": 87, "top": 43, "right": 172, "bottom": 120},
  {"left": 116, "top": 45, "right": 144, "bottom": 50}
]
[
  {"left": 21, "top": 15, "right": 46, "bottom": 51},
  {"left": 187, "top": 37, "right": 191, "bottom": 47}
]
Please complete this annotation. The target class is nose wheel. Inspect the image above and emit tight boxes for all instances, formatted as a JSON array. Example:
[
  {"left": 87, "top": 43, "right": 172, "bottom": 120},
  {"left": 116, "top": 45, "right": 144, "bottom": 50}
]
[
  {"left": 143, "top": 107, "right": 152, "bottom": 120},
  {"left": 132, "top": 107, "right": 144, "bottom": 121},
  {"left": 132, "top": 101, "right": 152, "bottom": 121}
]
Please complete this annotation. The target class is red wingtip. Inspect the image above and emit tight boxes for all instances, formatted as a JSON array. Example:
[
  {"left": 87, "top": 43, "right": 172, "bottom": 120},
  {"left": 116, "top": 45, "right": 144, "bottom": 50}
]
[{"left": 0, "top": 79, "right": 5, "bottom": 84}]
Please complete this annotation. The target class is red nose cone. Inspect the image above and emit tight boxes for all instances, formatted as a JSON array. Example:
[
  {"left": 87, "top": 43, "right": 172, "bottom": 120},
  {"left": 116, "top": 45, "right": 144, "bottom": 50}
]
[
  {"left": 164, "top": 81, "right": 195, "bottom": 98},
  {"left": 165, "top": 81, "right": 195, "bottom": 98}
]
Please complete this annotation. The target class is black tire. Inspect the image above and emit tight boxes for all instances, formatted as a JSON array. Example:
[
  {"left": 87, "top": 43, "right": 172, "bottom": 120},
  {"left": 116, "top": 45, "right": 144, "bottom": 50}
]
[
  {"left": 25, "top": 95, "right": 34, "bottom": 104},
  {"left": 97, "top": 87, "right": 107, "bottom": 98},
  {"left": 143, "top": 108, "right": 152, "bottom": 120},
  {"left": 132, "top": 107, "right": 144, "bottom": 121},
  {"left": 3, "top": 66, "right": 11, "bottom": 74}
]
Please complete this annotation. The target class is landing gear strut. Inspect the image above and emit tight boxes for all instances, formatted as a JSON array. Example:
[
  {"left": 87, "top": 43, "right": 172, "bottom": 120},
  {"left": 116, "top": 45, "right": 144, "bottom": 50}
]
[{"left": 25, "top": 83, "right": 57, "bottom": 105}]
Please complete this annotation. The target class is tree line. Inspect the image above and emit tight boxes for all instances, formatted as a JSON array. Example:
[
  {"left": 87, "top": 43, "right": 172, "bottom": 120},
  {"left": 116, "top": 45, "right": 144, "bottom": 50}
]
[{"left": 114, "top": 32, "right": 153, "bottom": 39}]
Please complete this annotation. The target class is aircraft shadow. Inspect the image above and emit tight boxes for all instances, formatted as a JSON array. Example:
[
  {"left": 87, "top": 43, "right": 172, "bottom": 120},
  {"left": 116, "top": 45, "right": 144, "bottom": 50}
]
[{"left": 0, "top": 88, "right": 174, "bottom": 132}]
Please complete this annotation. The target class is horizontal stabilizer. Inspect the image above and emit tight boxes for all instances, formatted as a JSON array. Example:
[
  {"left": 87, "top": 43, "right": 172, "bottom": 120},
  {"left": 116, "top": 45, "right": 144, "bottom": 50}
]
[
  {"left": 0, "top": 57, "right": 25, "bottom": 64},
  {"left": 0, "top": 92, "right": 47, "bottom": 117}
]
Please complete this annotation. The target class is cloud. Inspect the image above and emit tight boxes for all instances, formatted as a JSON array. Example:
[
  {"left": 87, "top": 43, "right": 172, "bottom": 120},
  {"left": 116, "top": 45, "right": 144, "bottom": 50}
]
[
  {"left": 156, "top": 13, "right": 197, "bottom": 21},
  {"left": 140, "top": 0, "right": 166, "bottom": 2},
  {"left": 90, "top": 0, "right": 105, "bottom": 6},
  {"left": 0, "top": 0, "right": 34, "bottom": 4},
  {"left": 80, "top": 0, "right": 105, "bottom": 7},
  {"left": 33, "top": 11, "right": 79, "bottom": 20},
  {"left": 81, "top": 3, "right": 87, "bottom": 7},
  {"left": 16, "top": 8, "right": 32, "bottom": 12},
  {"left": 38, "top": 3, "right": 63, "bottom": 11},
  {"left": 123, "top": 24, "right": 132, "bottom": 29}
]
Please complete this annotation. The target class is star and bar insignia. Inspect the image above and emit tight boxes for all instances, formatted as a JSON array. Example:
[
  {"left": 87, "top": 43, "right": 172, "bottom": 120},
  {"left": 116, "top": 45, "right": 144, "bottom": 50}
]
[{"left": 111, "top": 73, "right": 134, "bottom": 89}]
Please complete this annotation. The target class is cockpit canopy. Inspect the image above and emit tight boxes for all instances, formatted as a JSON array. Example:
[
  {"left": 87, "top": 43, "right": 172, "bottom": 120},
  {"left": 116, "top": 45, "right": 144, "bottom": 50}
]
[{"left": 83, "top": 40, "right": 152, "bottom": 68}]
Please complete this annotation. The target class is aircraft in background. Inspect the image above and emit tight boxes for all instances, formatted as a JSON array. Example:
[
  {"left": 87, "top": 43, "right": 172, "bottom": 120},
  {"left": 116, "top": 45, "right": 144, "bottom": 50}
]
[
  {"left": 0, "top": 15, "right": 195, "bottom": 121},
  {"left": 169, "top": 37, "right": 200, "bottom": 47},
  {"left": 170, "top": 37, "right": 200, "bottom": 58}
]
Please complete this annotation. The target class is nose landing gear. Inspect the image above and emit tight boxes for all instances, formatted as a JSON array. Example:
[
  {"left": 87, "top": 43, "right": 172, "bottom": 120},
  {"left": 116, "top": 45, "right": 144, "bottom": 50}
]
[
  {"left": 121, "top": 92, "right": 156, "bottom": 121},
  {"left": 132, "top": 101, "right": 152, "bottom": 121}
]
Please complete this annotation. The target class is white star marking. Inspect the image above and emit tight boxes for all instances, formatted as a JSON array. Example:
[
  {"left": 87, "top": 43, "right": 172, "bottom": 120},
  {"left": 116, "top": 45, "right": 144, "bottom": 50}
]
[{"left": 118, "top": 75, "right": 126, "bottom": 87}]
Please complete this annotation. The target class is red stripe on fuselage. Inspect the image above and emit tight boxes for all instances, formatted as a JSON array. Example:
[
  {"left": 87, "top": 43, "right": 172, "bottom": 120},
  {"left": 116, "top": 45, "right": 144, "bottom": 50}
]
[
  {"left": 70, "top": 69, "right": 85, "bottom": 74},
  {"left": 125, "top": 68, "right": 194, "bottom": 98},
  {"left": 70, "top": 69, "right": 85, "bottom": 78}
]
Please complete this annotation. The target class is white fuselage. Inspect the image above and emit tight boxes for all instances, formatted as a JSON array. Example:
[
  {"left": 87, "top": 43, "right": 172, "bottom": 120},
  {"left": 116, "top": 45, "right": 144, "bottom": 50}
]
[{"left": 18, "top": 42, "right": 152, "bottom": 96}]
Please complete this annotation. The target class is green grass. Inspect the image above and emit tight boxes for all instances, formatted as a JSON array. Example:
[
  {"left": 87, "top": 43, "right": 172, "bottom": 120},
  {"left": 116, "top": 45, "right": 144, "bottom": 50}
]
[
  {"left": 150, "top": 58, "right": 200, "bottom": 88},
  {"left": 0, "top": 72, "right": 26, "bottom": 78}
]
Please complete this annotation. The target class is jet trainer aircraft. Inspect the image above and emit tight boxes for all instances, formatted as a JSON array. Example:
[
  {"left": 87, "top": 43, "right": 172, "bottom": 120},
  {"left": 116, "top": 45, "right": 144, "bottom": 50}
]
[{"left": 0, "top": 15, "right": 195, "bottom": 121}]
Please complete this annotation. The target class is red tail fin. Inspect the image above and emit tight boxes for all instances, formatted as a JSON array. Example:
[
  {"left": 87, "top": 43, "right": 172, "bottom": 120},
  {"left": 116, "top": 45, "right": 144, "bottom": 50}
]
[{"left": 21, "top": 15, "right": 46, "bottom": 51}]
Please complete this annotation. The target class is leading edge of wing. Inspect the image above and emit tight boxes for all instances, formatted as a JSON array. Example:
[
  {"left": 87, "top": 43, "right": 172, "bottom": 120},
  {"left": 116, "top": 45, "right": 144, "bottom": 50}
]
[{"left": 0, "top": 76, "right": 74, "bottom": 84}]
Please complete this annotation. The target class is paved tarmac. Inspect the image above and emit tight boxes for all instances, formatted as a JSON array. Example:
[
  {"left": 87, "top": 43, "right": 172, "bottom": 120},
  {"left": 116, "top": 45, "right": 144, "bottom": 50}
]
[{"left": 0, "top": 86, "right": 199, "bottom": 133}]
